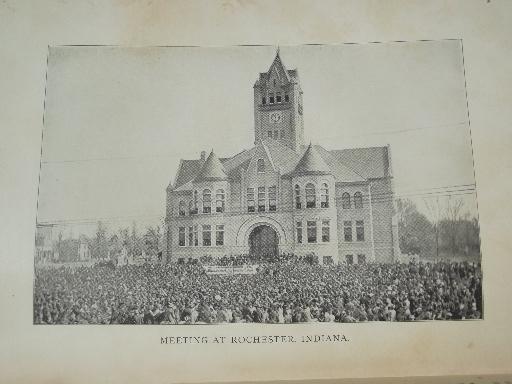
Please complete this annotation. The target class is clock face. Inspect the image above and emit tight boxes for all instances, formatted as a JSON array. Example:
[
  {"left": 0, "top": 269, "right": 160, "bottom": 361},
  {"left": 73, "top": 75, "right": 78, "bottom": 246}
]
[{"left": 269, "top": 112, "right": 283, "bottom": 124}]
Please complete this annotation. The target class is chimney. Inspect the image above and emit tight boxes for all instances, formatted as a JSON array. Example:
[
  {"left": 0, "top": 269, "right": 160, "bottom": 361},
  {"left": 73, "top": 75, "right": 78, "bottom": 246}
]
[{"left": 200, "top": 151, "right": 206, "bottom": 161}]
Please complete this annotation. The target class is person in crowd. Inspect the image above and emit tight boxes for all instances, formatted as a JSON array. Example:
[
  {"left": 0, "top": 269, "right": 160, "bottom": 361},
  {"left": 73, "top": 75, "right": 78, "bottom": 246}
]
[{"left": 33, "top": 256, "right": 483, "bottom": 324}]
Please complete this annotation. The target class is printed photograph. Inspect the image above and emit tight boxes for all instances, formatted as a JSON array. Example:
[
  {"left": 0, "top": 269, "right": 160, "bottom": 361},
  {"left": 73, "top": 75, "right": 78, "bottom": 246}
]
[{"left": 34, "top": 41, "right": 482, "bottom": 324}]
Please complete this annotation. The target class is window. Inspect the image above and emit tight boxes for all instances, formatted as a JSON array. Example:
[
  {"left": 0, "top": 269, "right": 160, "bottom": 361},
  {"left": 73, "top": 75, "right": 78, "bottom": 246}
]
[
  {"left": 343, "top": 221, "right": 352, "bottom": 242},
  {"left": 216, "top": 189, "right": 225, "bottom": 213},
  {"left": 202, "top": 189, "right": 211, "bottom": 213},
  {"left": 188, "top": 200, "right": 194, "bottom": 215},
  {"left": 280, "top": 130, "right": 285, "bottom": 139},
  {"left": 307, "top": 221, "right": 317, "bottom": 243},
  {"left": 294, "top": 184, "right": 302, "bottom": 209},
  {"left": 354, "top": 192, "right": 363, "bottom": 209},
  {"left": 188, "top": 226, "right": 193, "bottom": 246},
  {"left": 296, "top": 221, "right": 303, "bottom": 244},
  {"left": 257, "top": 159, "right": 265, "bottom": 173},
  {"left": 216, "top": 225, "right": 224, "bottom": 246},
  {"left": 357, "top": 254, "right": 366, "bottom": 264},
  {"left": 193, "top": 225, "right": 198, "bottom": 246},
  {"left": 306, "top": 183, "right": 316, "bottom": 208},
  {"left": 273, "top": 79, "right": 277, "bottom": 87},
  {"left": 190, "top": 191, "right": 198, "bottom": 214},
  {"left": 342, "top": 192, "right": 351, "bottom": 209},
  {"left": 284, "top": 93, "right": 289, "bottom": 102},
  {"left": 356, "top": 220, "right": 365, "bottom": 241},
  {"left": 346, "top": 254, "right": 354, "bottom": 265},
  {"left": 320, "top": 183, "right": 329, "bottom": 208},
  {"left": 276, "top": 92, "right": 282, "bottom": 103},
  {"left": 202, "top": 225, "right": 211, "bottom": 246},
  {"left": 268, "top": 186, "right": 277, "bottom": 211},
  {"left": 268, "top": 130, "right": 273, "bottom": 138},
  {"left": 178, "top": 227, "right": 185, "bottom": 246},
  {"left": 269, "top": 92, "right": 275, "bottom": 104},
  {"left": 179, "top": 201, "right": 186, "bottom": 216},
  {"left": 258, "top": 186, "right": 266, "bottom": 212},
  {"left": 274, "top": 130, "right": 278, "bottom": 139},
  {"left": 322, "top": 220, "right": 330, "bottom": 242},
  {"left": 262, "top": 96, "right": 266, "bottom": 105},
  {"left": 247, "top": 188, "right": 255, "bottom": 212}
]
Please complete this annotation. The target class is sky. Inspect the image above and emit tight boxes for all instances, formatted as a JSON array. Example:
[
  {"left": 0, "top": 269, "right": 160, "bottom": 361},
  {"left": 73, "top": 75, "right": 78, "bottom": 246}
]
[{"left": 37, "top": 41, "right": 478, "bottom": 236}]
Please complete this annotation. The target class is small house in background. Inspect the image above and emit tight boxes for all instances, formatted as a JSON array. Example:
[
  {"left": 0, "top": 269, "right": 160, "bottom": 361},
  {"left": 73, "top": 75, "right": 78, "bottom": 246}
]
[
  {"left": 35, "top": 224, "right": 57, "bottom": 264},
  {"left": 107, "top": 234, "right": 122, "bottom": 262},
  {"left": 78, "top": 235, "right": 91, "bottom": 261}
]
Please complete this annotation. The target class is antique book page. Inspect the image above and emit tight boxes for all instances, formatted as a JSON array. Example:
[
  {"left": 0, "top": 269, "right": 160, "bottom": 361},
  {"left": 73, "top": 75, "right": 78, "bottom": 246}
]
[{"left": 0, "top": 1, "right": 511, "bottom": 383}]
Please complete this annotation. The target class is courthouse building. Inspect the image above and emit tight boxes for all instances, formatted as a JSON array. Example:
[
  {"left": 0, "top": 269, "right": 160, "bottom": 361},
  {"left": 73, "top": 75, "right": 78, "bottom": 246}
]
[{"left": 165, "top": 50, "right": 399, "bottom": 264}]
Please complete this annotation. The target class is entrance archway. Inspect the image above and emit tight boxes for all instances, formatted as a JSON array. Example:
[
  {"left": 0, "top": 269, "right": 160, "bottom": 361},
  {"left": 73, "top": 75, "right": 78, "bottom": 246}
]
[{"left": 249, "top": 225, "right": 279, "bottom": 258}]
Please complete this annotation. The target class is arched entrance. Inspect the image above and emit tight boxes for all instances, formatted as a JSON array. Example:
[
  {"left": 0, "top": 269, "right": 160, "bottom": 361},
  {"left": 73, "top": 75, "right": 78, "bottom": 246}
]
[{"left": 249, "top": 225, "right": 279, "bottom": 258}]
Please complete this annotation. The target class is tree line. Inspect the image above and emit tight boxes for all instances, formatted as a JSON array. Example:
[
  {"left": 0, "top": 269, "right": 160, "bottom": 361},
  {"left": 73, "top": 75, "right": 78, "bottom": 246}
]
[
  {"left": 55, "top": 222, "right": 162, "bottom": 262},
  {"left": 397, "top": 197, "right": 480, "bottom": 259}
]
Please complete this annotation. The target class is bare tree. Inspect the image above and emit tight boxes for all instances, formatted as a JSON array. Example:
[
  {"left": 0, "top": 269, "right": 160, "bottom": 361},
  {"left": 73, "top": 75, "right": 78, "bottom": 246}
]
[
  {"left": 424, "top": 196, "right": 442, "bottom": 259},
  {"left": 444, "top": 196, "right": 464, "bottom": 254}
]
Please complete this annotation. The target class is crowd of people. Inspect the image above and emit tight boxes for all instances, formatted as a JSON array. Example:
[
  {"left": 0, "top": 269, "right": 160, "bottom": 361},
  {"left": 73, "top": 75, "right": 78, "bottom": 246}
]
[
  {"left": 197, "top": 253, "right": 319, "bottom": 266},
  {"left": 33, "top": 256, "right": 483, "bottom": 324}
]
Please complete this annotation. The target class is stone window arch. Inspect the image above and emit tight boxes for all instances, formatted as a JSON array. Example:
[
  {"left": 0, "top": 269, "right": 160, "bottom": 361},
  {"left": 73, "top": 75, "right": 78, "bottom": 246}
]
[
  {"left": 342, "top": 192, "right": 351, "bottom": 209},
  {"left": 305, "top": 183, "right": 316, "bottom": 208},
  {"left": 216, "top": 189, "right": 225, "bottom": 213},
  {"left": 320, "top": 183, "right": 329, "bottom": 208},
  {"left": 191, "top": 191, "right": 199, "bottom": 214},
  {"left": 178, "top": 200, "right": 186, "bottom": 216},
  {"left": 257, "top": 158, "right": 265, "bottom": 173},
  {"left": 354, "top": 191, "right": 363, "bottom": 209},
  {"left": 202, "top": 189, "right": 212, "bottom": 213},
  {"left": 294, "top": 184, "right": 302, "bottom": 209}
]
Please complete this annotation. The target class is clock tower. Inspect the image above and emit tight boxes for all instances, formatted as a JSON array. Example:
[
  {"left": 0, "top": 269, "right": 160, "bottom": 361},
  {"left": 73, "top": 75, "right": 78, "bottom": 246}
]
[{"left": 253, "top": 49, "right": 304, "bottom": 152}]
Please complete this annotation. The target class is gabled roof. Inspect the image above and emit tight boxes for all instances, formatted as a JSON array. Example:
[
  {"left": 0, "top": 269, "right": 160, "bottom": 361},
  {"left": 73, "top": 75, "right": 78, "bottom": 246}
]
[
  {"left": 254, "top": 49, "right": 300, "bottom": 87},
  {"left": 221, "top": 139, "right": 302, "bottom": 177},
  {"left": 286, "top": 69, "right": 299, "bottom": 83},
  {"left": 170, "top": 142, "right": 390, "bottom": 190},
  {"left": 290, "top": 143, "right": 332, "bottom": 176},
  {"left": 173, "top": 159, "right": 204, "bottom": 188},
  {"left": 328, "top": 146, "right": 390, "bottom": 179},
  {"left": 194, "top": 151, "right": 228, "bottom": 182},
  {"left": 222, "top": 147, "right": 257, "bottom": 175},
  {"left": 173, "top": 157, "right": 231, "bottom": 189},
  {"left": 261, "top": 138, "right": 301, "bottom": 174},
  {"left": 312, "top": 145, "right": 366, "bottom": 182}
]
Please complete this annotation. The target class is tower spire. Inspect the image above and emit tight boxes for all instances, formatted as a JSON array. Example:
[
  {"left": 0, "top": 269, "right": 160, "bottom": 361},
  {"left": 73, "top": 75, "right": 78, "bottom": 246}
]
[{"left": 253, "top": 50, "right": 304, "bottom": 152}]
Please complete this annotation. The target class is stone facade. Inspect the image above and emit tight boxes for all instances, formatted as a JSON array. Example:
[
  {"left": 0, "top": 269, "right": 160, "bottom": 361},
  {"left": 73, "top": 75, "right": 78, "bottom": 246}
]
[{"left": 164, "top": 51, "right": 399, "bottom": 265}]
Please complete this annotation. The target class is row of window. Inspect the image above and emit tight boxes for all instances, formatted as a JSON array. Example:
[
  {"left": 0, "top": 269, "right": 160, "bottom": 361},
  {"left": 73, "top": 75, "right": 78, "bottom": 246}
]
[
  {"left": 343, "top": 220, "right": 365, "bottom": 242},
  {"left": 262, "top": 91, "right": 289, "bottom": 105},
  {"left": 295, "top": 219, "right": 365, "bottom": 244},
  {"left": 296, "top": 220, "right": 331, "bottom": 244},
  {"left": 247, "top": 186, "right": 277, "bottom": 212},
  {"left": 346, "top": 254, "right": 366, "bottom": 265},
  {"left": 178, "top": 220, "right": 364, "bottom": 247},
  {"left": 294, "top": 183, "right": 330, "bottom": 209},
  {"left": 178, "top": 189, "right": 225, "bottom": 216},
  {"left": 341, "top": 192, "right": 364, "bottom": 209},
  {"left": 177, "top": 187, "right": 365, "bottom": 216},
  {"left": 267, "top": 130, "right": 285, "bottom": 140},
  {"left": 178, "top": 225, "right": 224, "bottom": 247}
]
